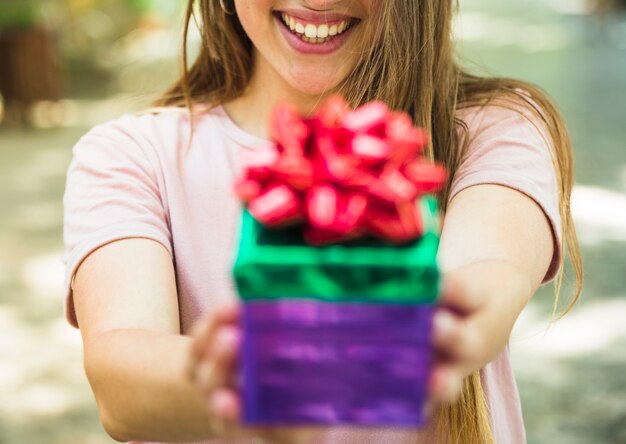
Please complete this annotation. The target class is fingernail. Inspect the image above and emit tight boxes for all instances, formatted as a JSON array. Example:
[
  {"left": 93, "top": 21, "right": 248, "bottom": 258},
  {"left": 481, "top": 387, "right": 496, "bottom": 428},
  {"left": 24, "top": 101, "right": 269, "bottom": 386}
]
[
  {"left": 218, "top": 327, "right": 240, "bottom": 352},
  {"left": 209, "top": 389, "right": 235, "bottom": 420},
  {"left": 434, "top": 311, "right": 454, "bottom": 338},
  {"left": 210, "top": 390, "right": 227, "bottom": 413}
]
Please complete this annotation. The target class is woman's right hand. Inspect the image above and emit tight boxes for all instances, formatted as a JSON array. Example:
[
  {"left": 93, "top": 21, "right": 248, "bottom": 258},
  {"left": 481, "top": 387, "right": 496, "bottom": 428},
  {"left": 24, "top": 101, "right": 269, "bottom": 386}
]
[
  {"left": 186, "top": 304, "right": 320, "bottom": 444},
  {"left": 187, "top": 303, "right": 244, "bottom": 437}
]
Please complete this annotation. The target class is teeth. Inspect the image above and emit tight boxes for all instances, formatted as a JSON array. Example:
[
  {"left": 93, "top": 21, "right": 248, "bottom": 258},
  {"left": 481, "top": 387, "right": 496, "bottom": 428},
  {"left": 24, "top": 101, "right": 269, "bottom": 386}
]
[
  {"left": 304, "top": 24, "right": 317, "bottom": 38},
  {"left": 280, "top": 13, "right": 352, "bottom": 42}
]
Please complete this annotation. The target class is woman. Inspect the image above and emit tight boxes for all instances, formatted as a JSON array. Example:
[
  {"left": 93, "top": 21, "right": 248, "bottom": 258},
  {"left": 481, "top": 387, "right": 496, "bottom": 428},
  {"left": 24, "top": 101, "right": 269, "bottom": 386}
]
[{"left": 63, "top": 1, "right": 583, "bottom": 442}]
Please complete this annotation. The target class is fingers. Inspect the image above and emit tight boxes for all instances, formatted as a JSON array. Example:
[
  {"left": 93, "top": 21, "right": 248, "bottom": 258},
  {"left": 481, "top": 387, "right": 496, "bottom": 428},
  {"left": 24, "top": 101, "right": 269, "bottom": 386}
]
[
  {"left": 208, "top": 388, "right": 241, "bottom": 423},
  {"left": 187, "top": 304, "right": 239, "bottom": 376},
  {"left": 189, "top": 304, "right": 240, "bottom": 368},
  {"left": 432, "top": 309, "right": 481, "bottom": 362},
  {"left": 428, "top": 364, "right": 463, "bottom": 403},
  {"left": 429, "top": 308, "right": 482, "bottom": 403},
  {"left": 195, "top": 326, "right": 241, "bottom": 393},
  {"left": 186, "top": 304, "right": 243, "bottom": 433}
]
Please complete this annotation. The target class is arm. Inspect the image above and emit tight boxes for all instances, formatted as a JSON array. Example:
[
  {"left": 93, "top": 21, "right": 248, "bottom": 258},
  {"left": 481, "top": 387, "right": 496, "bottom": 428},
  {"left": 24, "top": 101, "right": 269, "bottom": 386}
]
[
  {"left": 65, "top": 119, "right": 278, "bottom": 441},
  {"left": 430, "top": 183, "right": 554, "bottom": 399},
  {"left": 74, "top": 238, "right": 215, "bottom": 442}
]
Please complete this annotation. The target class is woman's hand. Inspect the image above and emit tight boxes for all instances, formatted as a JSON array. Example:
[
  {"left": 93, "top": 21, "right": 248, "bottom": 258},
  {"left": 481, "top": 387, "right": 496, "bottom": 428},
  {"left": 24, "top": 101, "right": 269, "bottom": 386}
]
[
  {"left": 429, "top": 273, "right": 486, "bottom": 403},
  {"left": 429, "top": 261, "right": 532, "bottom": 404},
  {"left": 186, "top": 304, "right": 320, "bottom": 444},
  {"left": 186, "top": 303, "right": 243, "bottom": 435}
]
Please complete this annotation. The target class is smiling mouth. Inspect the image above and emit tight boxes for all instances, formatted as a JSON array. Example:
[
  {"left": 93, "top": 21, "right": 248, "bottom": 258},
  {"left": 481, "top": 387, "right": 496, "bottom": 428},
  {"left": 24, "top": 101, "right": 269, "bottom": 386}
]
[{"left": 277, "top": 12, "right": 357, "bottom": 44}]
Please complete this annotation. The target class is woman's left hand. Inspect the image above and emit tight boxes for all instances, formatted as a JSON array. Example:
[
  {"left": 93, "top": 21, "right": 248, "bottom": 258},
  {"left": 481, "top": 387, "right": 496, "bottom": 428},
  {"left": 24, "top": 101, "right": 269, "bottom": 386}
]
[
  {"left": 429, "top": 184, "right": 555, "bottom": 404},
  {"left": 429, "top": 272, "right": 494, "bottom": 402}
]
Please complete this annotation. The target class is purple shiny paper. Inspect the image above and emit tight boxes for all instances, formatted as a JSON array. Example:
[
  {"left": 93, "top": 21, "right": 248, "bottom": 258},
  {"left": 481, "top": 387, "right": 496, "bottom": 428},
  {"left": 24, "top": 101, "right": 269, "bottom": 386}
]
[{"left": 241, "top": 300, "right": 434, "bottom": 426}]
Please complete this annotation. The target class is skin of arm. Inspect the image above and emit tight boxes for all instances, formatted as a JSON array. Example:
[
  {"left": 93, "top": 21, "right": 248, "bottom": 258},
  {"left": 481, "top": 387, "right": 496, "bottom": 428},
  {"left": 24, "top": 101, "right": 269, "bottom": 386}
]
[
  {"left": 430, "top": 183, "right": 555, "bottom": 398},
  {"left": 74, "top": 239, "right": 219, "bottom": 442}
]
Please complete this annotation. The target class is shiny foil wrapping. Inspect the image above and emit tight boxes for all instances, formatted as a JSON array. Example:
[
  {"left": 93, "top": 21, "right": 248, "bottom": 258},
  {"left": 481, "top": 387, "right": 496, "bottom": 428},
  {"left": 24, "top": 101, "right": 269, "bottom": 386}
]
[{"left": 241, "top": 300, "right": 434, "bottom": 426}]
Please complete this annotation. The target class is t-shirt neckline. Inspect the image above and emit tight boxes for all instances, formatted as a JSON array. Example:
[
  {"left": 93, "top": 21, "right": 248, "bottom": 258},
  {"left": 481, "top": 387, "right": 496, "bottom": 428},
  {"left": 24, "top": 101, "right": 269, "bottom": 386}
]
[{"left": 214, "top": 105, "right": 271, "bottom": 149}]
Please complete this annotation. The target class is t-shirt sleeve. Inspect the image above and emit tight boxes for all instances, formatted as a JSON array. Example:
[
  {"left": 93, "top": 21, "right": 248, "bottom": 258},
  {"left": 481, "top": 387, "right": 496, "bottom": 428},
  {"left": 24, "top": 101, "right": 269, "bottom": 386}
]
[
  {"left": 62, "top": 115, "right": 173, "bottom": 327},
  {"left": 449, "top": 104, "right": 562, "bottom": 284}
]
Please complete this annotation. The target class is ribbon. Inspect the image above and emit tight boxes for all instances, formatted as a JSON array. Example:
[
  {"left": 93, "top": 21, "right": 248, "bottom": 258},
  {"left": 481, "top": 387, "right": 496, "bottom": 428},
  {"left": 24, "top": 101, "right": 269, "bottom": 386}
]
[{"left": 234, "top": 96, "right": 447, "bottom": 245}]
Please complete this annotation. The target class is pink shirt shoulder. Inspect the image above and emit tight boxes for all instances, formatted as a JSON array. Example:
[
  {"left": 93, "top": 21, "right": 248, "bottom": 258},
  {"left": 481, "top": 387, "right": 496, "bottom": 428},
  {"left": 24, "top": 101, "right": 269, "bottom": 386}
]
[
  {"left": 451, "top": 101, "right": 562, "bottom": 282},
  {"left": 63, "top": 106, "right": 259, "bottom": 329}
]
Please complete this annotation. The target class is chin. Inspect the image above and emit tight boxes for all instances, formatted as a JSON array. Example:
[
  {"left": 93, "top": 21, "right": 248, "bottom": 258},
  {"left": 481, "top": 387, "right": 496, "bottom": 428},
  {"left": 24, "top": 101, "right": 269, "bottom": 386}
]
[
  {"left": 285, "top": 69, "right": 345, "bottom": 97},
  {"left": 292, "top": 82, "right": 340, "bottom": 96}
]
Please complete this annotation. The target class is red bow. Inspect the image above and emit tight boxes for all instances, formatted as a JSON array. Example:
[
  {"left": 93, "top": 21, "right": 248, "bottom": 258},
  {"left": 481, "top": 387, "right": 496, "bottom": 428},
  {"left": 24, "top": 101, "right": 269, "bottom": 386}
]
[{"left": 234, "top": 96, "right": 447, "bottom": 245}]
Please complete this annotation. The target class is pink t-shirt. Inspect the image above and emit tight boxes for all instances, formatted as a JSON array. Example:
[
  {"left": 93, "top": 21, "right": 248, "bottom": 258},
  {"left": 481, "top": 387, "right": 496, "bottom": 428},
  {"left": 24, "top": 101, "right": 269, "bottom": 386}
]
[{"left": 63, "top": 103, "right": 562, "bottom": 444}]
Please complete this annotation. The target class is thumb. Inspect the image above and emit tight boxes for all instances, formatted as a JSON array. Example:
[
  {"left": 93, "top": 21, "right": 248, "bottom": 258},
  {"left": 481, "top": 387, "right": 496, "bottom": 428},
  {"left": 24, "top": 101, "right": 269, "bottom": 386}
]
[{"left": 439, "top": 272, "right": 484, "bottom": 315}]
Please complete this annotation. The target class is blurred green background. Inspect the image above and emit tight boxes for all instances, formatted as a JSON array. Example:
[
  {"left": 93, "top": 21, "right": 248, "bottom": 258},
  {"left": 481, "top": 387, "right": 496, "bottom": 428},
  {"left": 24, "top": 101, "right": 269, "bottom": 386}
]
[{"left": 1, "top": 0, "right": 625, "bottom": 443}]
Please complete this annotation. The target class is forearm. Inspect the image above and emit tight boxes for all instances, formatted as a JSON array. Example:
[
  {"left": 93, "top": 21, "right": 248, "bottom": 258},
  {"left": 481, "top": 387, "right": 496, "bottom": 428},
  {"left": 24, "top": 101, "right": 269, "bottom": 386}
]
[{"left": 85, "top": 329, "right": 214, "bottom": 442}]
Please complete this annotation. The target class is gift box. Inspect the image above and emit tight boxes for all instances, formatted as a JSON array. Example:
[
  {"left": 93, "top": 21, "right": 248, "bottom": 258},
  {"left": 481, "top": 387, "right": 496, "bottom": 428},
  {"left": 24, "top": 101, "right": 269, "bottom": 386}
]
[
  {"left": 232, "top": 195, "right": 440, "bottom": 427},
  {"left": 240, "top": 300, "right": 434, "bottom": 426},
  {"left": 231, "top": 96, "right": 446, "bottom": 427}
]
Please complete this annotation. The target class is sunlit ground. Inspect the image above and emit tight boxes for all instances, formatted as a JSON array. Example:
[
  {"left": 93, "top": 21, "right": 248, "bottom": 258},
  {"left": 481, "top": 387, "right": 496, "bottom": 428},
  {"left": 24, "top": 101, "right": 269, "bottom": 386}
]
[{"left": 1, "top": 0, "right": 625, "bottom": 443}]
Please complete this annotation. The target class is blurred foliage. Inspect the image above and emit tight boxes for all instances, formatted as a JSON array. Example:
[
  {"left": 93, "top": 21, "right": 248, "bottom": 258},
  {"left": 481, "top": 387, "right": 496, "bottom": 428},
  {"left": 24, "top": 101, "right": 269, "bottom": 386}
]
[
  {"left": 0, "top": 0, "right": 41, "bottom": 28},
  {"left": 0, "top": 0, "right": 184, "bottom": 109},
  {"left": 0, "top": 0, "right": 182, "bottom": 38}
]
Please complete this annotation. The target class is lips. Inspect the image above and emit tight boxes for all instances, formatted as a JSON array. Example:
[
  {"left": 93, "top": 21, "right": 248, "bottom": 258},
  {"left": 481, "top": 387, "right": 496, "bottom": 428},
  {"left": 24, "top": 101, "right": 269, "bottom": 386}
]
[
  {"left": 280, "top": 11, "right": 354, "bottom": 41},
  {"left": 273, "top": 10, "right": 359, "bottom": 54}
]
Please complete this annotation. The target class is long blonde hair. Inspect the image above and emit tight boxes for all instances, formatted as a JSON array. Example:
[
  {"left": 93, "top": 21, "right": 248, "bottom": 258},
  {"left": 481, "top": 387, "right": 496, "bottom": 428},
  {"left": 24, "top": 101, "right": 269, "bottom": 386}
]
[{"left": 155, "top": 1, "right": 583, "bottom": 442}]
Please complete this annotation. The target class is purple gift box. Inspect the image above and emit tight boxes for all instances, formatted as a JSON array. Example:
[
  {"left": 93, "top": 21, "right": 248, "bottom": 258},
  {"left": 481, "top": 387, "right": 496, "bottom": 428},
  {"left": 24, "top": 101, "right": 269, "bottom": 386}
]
[{"left": 241, "top": 300, "right": 434, "bottom": 427}]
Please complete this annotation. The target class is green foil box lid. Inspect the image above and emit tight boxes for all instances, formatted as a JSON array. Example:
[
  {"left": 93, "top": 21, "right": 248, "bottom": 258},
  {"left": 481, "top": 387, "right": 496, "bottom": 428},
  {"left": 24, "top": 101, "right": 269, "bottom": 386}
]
[{"left": 233, "top": 196, "right": 441, "bottom": 304}]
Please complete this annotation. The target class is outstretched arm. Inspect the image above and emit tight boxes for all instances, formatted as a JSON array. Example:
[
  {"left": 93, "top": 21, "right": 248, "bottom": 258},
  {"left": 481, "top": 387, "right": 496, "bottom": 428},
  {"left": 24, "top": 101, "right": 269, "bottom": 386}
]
[
  {"left": 74, "top": 239, "right": 217, "bottom": 442},
  {"left": 74, "top": 238, "right": 317, "bottom": 443},
  {"left": 430, "top": 183, "right": 555, "bottom": 401}
]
